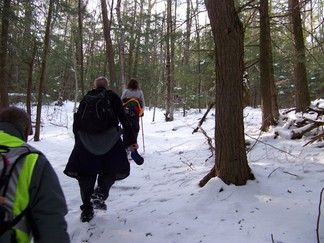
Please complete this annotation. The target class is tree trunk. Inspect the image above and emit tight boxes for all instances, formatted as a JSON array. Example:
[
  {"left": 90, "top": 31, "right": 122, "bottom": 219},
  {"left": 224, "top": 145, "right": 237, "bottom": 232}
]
[
  {"left": 154, "top": 14, "right": 166, "bottom": 122},
  {"left": 165, "top": 0, "right": 174, "bottom": 121},
  {"left": 142, "top": 0, "right": 155, "bottom": 95},
  {"left": 132, "top": 1, "right": 144, "bottom": 79},
  {"left": 101, "top": 0, "right": 117, "bottom": 90},
  {"left": 78, "top": 0, "right": 85, "bottom": 96},
  {"left": 127, "top": 1, "right": 137, "bottom": 80},
  {"left": 181, "top": 0, "right": 192, "bottom": 117},
  {"left": 0, "top": 0, "right": 10, "bottom": 108},
  {"left": 270, "top": 56, "right": 280, "bottom": 120},
  {"left": 72, "top": 32, "right": 79, "bottom": 113},
  {"left": 34, "top": 0, "right": 54, "bottom": 141},
  {"left": 268, "top": 0, "right": 280, "bottom": 120},
  {"left": 84, "top": 19, "right": 97, "bottom": 83},
  {"left": 204, "top": 0, "right": 254, "bottom": 186},
  {"left": 23, "top": 0, "right": 34, "bottom": 116},
  {"left": 26, "top": 41, "right": 36, "bottom": 117},
  {"left": 170, "top": 1, "right": 176, "bottom": 118},
  {"left": 289, "top": 0, "right": 310, "bottom": 112},
  {"left": 116, "top": 0, "right": 126, "bottom": 91},
  {"left": 194, "top": 0, "right": 202, "bottom": 112},
  {"left": 260, "top": 0, "right": 277, "bottom": 131}
]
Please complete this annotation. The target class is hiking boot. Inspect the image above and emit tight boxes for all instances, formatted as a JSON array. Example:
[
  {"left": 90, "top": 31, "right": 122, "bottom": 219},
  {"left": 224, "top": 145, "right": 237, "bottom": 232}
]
[
  {"left": 131, "top": 150, "right": 144, "bottom": 165},
  {"left": 92, "top": 198, "right": 107, "bottom": 210},
  {"left": 91, "top": 190, "right": 107, "bottom": 211},
  {"left": 80, "top": 206, "right": 94, "bottom": 222}
]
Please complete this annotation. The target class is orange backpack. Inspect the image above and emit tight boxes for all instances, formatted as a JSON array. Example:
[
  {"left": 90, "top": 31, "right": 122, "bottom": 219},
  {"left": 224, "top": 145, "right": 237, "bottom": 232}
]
[{"left": 123, "top": 98, "right": 144, "bottom": 117}]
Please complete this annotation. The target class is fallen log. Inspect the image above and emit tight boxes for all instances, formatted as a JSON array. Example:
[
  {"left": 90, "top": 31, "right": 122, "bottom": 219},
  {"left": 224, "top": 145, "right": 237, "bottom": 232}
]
[{"left": 291, "top": 119, "right": 324, "bottom": 139}]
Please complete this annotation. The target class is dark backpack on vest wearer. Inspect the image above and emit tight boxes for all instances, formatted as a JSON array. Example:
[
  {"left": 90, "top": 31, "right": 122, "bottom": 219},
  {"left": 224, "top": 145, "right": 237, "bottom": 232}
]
[
  {"left": 122, "top": 98, "right": 144, "bottom": 117},
  {"left": 0, "top": 145, "right": 41, "bottom": 238},
  {"left": 76, "top": 89, "right": 117, "bottom": 133}
]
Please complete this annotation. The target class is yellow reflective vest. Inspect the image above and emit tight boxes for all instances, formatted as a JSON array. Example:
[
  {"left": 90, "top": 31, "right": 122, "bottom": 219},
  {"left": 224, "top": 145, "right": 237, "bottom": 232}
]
[{"left": 0, "top": 131, "right": 39, "bottom": 242}]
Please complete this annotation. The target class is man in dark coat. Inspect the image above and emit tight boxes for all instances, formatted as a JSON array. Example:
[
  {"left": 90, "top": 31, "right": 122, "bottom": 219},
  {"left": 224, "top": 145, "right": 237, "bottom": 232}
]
[{"left": 64, "top": 77, "right": 138, "bottom": 222}]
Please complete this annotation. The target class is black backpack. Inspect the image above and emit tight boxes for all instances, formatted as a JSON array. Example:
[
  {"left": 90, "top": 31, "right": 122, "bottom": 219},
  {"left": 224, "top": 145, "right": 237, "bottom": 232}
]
[
  {"left": 76, "top": 89, "right": 117, "bottom": 133},
  {"left": 0, "top": 145, "right": 39, "bottom": 237}
]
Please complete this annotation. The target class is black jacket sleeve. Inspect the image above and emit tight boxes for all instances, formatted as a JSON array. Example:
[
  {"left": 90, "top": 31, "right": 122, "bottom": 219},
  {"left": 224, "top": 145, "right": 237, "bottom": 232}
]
[
  {"left": 108, "top": 90, "right": 137, "bottom": 145},
  {"left": 72, "top": 113, "right": 79, "bottom": 141}
]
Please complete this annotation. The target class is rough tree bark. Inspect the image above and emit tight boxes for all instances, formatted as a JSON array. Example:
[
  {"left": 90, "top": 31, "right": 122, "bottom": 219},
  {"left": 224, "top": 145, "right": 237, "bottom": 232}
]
[
  {"left": 202, "top": 0, "right": 254, "bottom": 186},
  {"left": 289, "top": 0, "right": 310, "bottom": 112},
  {"left": 260, "top": 0, "right": 277, "bottom": 131}
]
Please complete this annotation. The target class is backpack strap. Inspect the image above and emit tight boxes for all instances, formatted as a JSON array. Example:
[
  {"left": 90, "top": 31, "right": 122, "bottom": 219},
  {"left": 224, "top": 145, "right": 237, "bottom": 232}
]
[
  {"left": 0, "top": 154, "right": 10, "bottom": 186},
  {"left": 0, "top": 206, "right": 29, "bottom": 236},
  {"left": 0, "top": 145, "right": 10, "bottom": 194},
  {"left": 1, "top": 150, "right": 39, "bottom": 196}
]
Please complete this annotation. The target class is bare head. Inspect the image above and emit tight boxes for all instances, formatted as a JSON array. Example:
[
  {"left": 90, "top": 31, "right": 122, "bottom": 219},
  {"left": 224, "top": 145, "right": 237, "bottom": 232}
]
[
  {"left": 0, "top": 106, "right": 33, "bottom": 141},
  {"left": 94, "top": 77, "right": 109, "bottom": 89},
  {"left": 126, "top": 78, "right": 139, "bottom": 90}
]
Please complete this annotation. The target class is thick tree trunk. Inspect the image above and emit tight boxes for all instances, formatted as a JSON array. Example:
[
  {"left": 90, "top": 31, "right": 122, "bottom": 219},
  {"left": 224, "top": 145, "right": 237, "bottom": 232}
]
[
  {"left": 289, "top": 0, "right": 310, "bottom": 112},
  {"left": 205, "top": 0, "right": 254, "bottom": 186},
  {"left": 260, "top": 0, "right": 277, "bottom": 131}
]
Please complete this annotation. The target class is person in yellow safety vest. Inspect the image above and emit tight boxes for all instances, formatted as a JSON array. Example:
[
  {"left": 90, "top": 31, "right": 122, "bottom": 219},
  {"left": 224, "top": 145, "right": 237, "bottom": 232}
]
[{"left": 0, "top": 107, "right": 70, "bottom": 243}]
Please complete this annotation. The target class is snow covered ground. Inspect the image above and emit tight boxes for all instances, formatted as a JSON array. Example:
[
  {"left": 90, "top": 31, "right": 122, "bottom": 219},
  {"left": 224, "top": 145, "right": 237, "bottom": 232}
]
[{"left": 27, "top": 100, "right": 324, "bottom": 243}]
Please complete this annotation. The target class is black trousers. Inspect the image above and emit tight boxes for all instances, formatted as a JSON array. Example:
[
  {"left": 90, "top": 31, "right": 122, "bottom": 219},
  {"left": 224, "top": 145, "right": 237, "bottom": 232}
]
[
  {"left": 77, "top": 173, "right": 115, "bottom": 209},
  {"left": 123, "top": 115, "right": 140, "bottom": 148}
]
